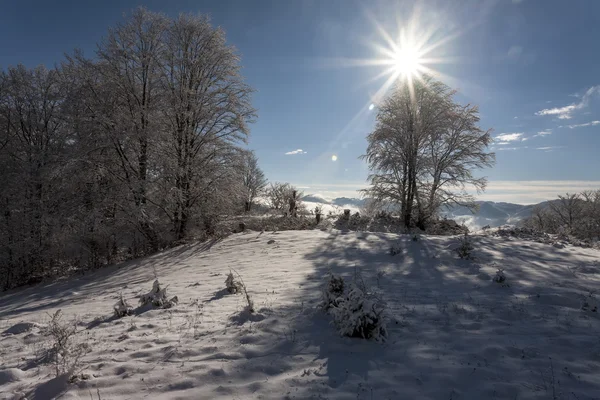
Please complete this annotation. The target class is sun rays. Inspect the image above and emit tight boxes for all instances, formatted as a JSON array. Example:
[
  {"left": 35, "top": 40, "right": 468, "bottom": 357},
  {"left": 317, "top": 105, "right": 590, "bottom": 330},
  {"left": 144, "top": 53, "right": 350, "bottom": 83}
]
[{"left": 323, "top": 5, "right": 461, "bottom": 107}]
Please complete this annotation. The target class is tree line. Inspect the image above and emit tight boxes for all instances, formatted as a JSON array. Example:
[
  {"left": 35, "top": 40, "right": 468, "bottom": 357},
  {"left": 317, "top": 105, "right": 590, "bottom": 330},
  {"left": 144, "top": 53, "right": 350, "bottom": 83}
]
[
  {"left": 523, "top": 191, "right": 600, "bottom": 240},
  {"left": 0, "top": 9, "right": 267, "bottom": 289}
]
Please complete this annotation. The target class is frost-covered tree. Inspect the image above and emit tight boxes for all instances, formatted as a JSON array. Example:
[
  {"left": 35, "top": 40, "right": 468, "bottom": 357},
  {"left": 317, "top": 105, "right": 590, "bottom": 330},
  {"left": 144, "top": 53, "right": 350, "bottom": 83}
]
[
  {"left": 361, "top": 76, "right": 495, "bottom": 229},
  {"left": 266, "top": 182, "right": 303, "bottom": 215},
  {"left": 240, "top": 150, "right": 267, "bottom": 212},
  {"left": 0, "top": 8, "right": 257, "bottom": 289},
  {"left": 523, "top": 190, "right": 599, "bottom": 240},
  {"left": 159, "top": 13, "right": 255, "bottom": 239}
]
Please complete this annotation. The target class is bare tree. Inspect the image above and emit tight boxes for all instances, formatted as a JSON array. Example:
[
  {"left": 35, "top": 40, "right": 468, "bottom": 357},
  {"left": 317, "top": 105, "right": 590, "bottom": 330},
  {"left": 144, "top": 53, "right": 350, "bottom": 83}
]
[
  {"left": 361, "top": 76, "right": 494, "bottom": 229},
  {"left": 240, "top": 150, "right": 267, "bottom": 212},
  {"left": 266, "top": 182, "right": 303, "bottom": 215},
  {"left": 548, "top": 193, "right": 582, "bottom": 233},
  {"left": 0, "top": 65, "right": 67, "bottom": 286},
  {"left": 159, "top": 13, "right": 255, "bottom": 239},
  {"left": 0, "top": 8, "right": 257, "bottom": 289}
]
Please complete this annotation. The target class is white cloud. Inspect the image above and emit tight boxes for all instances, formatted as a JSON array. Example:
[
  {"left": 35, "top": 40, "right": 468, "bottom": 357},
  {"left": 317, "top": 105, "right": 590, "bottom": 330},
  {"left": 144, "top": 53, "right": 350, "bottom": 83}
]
[
  {"left": 495, "top": 133, "right": 523, "bottom": 142},
  {"left": 533, "top": 130, "right": 552, "bottom": 137},
  {"left": 284, "top": 149, "right": 307, "bottom": 155},
  {"left": 496, "top": 147, "right": 519, "bottom": 151},
  {"left": 536, "top": 146, "right": 563, "bottom": 151},
  {"left": 536, "top": 85, "right": 600, "bottom": 119},
  {"left": 565, "top": 120, "right": 600, "bottom": 129}
]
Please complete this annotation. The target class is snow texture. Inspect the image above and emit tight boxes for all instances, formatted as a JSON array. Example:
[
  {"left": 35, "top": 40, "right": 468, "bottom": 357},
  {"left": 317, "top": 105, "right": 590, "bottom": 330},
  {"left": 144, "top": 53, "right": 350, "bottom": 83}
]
[{"left": 1, "top": 229, "right": 600, "bottom": 399}]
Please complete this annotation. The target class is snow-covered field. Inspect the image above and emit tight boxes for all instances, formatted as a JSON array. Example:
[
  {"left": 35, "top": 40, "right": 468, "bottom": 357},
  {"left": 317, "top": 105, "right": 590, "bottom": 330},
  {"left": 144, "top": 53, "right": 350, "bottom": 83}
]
[{"left": 2, "top": 230, "right": 600, "bottom": 399}]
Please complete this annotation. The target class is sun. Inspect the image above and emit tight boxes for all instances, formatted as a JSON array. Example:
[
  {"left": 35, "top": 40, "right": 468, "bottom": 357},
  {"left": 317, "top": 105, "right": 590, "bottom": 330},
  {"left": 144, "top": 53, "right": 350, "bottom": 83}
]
[
  {"left": 331, "top": 155, "right": 338, "bottom": 161},
  {"left": 322, "top": 6, "right": 460, "bottom": 106},
  {"left": 392, "top": 45, "right": 423, "bottom": 77}
]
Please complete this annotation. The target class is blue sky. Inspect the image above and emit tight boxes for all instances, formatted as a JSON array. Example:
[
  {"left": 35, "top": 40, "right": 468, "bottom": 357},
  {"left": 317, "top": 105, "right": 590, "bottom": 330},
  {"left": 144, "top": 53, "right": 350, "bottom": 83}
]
[{"left": 2, "top": 0, "right": 599, "bottom": 204}]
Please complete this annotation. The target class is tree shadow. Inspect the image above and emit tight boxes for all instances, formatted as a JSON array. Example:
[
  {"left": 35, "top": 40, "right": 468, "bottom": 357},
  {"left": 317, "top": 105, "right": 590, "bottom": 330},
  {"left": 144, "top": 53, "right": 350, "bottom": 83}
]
[
  {"left": 227, "top": 230, "right": 600, "bottom": 398},
  {"left": 0, "top": 237, "right": 222, "bottom": 319},
  {"left": 205, "top": 288, "right": 230, "bottom": 303}
]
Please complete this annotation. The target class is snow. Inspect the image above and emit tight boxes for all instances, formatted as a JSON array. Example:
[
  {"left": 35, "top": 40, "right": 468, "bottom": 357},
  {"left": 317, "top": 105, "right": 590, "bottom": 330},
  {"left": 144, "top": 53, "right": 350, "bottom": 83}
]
[{"left": 1, "top": 229, "right": 600, "bottom": 399}]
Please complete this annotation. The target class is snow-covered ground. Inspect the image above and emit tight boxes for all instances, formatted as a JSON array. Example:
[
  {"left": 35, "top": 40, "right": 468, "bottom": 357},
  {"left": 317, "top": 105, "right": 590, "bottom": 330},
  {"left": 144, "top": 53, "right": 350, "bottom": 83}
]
[{"left": 2, "top": 230, "right": 600, "bottom": 399}]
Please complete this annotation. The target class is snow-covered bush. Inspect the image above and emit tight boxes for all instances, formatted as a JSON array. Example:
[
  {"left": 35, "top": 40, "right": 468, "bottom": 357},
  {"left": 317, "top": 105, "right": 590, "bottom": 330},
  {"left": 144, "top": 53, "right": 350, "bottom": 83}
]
[
  {"left": 114, "top": 294, "right": 133, "bottom": 317},
  {"left": 582, "top": 293, "right": 598, "bottom": 312},
  {"left": 321, "top": 273, "right": 345, "bottom": 310},
  {"left": 228, "top": 270, "right": 254, "bottom": 313},
  {"left": 455, "top": 233, "right": 474, "bottom": 259},
  {"left": 329, "top": 284, "right": 388, "bottom": 342},
  {"left": 389, "top": 244, "right": 402, "bottom": 256},
  {"left": 321, "top": 273, "right": 388, "bottom": 341},
  {"left": 139, "top": 280, "right": 178, "bottom": 309},
  {"left": 493, "top": 269, "right": 506, "bottom": 284},
  {"left": 225, "top": 271, "right": 243, "bottom": 294},
  {"left": 45, "top": 310, "right": 90, "bottom": 377}
]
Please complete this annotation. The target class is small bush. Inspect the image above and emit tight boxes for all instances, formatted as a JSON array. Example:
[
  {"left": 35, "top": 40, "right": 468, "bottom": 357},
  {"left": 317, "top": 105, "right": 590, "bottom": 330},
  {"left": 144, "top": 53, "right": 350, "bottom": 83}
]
[
  {"left": 322, "top": 273, "right": 388, "bottom": 341},
  {"left": 225, "top": 271, "right": 243, "bottom": 294},
  {"left": 329, "top": 284, "right": 388, "bottom": 342},
  {"left": 389, "top": 243, "right": 402, "bottom": 256},
  {"left": 46, "top": 310, "right": 90, "bottom": 377},
  {"left": 139, "top": 279, "right": 178, "bottom": 309},
  {"left": 582, "top": 293, "right": 598, "bottom": 312},
  {"left": 455, "top": 233, "right": 474, "bottom": 259},
  {"left": 114, "top": 294, "right": 133, "bottom": 317},
  {"left": 230, "top": 270, "right": 254, "bottom": 313},
  {"left": 493, "top": 268, "right": 506, "bottom": 284},
  {"left": 321, "top": 273, "right": 345, "bottom": 310}
]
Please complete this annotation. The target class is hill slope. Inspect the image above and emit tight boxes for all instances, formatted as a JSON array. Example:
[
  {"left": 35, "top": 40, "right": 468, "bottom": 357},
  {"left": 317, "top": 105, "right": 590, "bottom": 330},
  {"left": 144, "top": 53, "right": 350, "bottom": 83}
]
[{"left": 1, "top": 230, "right": 600, "bottom": 399}]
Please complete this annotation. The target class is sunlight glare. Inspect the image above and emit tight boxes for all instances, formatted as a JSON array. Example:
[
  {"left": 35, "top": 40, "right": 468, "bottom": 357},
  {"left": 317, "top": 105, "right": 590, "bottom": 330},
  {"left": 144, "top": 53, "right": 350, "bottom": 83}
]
[
  {"left": 393, "top": 45, "right": 422, "bottom": 77},
  {"left": 331, "top": 155, "right": 338, "bottom": 161},
  {"left": 369, "top": 103, "right": 375, "bottom": 110}
]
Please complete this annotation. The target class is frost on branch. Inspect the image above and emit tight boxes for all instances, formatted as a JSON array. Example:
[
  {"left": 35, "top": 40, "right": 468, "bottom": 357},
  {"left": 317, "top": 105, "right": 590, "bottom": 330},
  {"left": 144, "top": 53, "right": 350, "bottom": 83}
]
[{"left": 139, "top": 280, "right": 178, "bottom": 309}]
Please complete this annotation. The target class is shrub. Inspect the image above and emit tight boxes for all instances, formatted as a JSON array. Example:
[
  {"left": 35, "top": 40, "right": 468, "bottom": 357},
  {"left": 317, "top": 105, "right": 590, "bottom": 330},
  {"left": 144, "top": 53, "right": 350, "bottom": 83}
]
[
  {"left": 389, "top": 244, "right": 402, "bottom": 256},
  {"left": 493, "top": 268, "right": 506, "bottom": 284},
  {"left": 114, "top": 294, "right": 133, "bottom": 317},
  {"left": 321, "top": 273, "right": 345, "bottom": 310},
  {"left": 225, "top": 271, "right": 243, "bottom": 294},
  {"left": 455, "top": 233, "right": 474, "bottom": 259},
  {"left": 582, "top": 293, "right": 598, "bottom": 312},
  {"left": 139, "top": 279, "right": 178, "bottom": 309},
  {"left": 329, "top": 284, "right": 388, "bottom": 342},
  {"left": 229, "top": 270, "right": 254, "bottom": 313},
  {"left": 46, "top": 310, "right": 90, "bottom": 377},
  {"left": 322, "top": 273, "right": 388, "bottom": 341}
]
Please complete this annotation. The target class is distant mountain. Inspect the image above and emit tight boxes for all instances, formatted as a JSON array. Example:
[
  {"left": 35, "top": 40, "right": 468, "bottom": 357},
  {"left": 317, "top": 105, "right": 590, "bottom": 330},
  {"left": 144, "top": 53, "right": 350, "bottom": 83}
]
[
  {"left": 331, "top": 197, "right": 367, "bottom": 208},
  {"left": 301, "top": 195, "right": 367, "bottom": 208},
  {"left": 442, "top": 201, "right": 540, "bottom": 230},
  {"left": 301, "top": 195, "right": 543, "bottom": 230}
]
